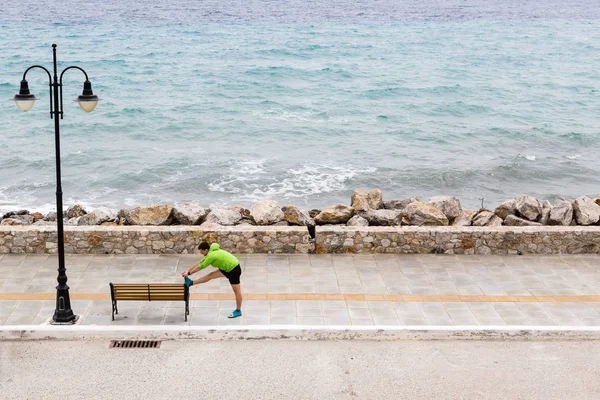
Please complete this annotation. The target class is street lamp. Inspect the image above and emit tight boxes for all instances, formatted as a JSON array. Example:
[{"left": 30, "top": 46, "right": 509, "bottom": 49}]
[{"left": 13, "top": 44, "right": 99, "bottom": 324}]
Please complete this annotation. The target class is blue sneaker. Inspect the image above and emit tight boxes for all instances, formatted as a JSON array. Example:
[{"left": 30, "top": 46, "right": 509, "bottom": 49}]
[
  {"left": 184, "top": 277, "right": 194, "bottom": 287},
  {"left": 228, "top": 309, "right": 242, "bottom": 318}
]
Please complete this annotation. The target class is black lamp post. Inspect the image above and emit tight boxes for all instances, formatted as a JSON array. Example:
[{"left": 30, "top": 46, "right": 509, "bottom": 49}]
[{"left": 13, "top": 44, "right": 99, "bottom": 324}]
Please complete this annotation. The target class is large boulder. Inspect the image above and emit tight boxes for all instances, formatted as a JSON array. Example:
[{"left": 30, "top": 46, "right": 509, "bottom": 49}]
[
  {"left": 173, "top": 203, "right": 209, "bottom": 225},
  {"left": 1, "top": 211, "right": 42, "bottom": 224},
  {"left": 44, "top": 212, "right": 57, "bottom": 222},
  {"left": 271, "top": 221, "right": 289, "bottom": 227},
  {"left": 429, "top": 196, "right": 462, "bottom": 223},
  {"left": 30, "top": 212, "right": 44, "bottom": 223},
  {"left": 494, "top": 199, "right": 517, "bottom": 220},
  {"left": 126, "top": 205, "right": 173, "bottom": 226},
  {"left": 78, "top": 207, "right": 118, "bottom": 225},
  {"left": 1, "top": 216, "right": 32, "bottom": 225},
  {"left": 383, "top": 198, "right": 418, "bottom": 210},
  {"left": 205, "top": 208, "right": 242, "bottom": 226},
  {"left": 539, "top": 200, "right": 552, "bottom": 225},
  {"left": 351, "top": 189, "right": 383, "bottom": 212},
  {"left": 472, "top": 210, "right": 503, "bottom": 226},
  {"left": 226, "top": 206, "right": 252, "bottom": 220},
  {"left": 347, "top": 215, "right": 369, "bottom": 227},
  {"left": 66, "top": 204, "right": 87, "bottom": 219},
  {"left": 283, "top": 205, "right": 313, "bottom": 227},
  {"left": 2, "top": 210, "right": 28, "bottom": 219},
  {"left": 514, "top": 195, "right": 541, "bottom": 221},
  {"left": 451, "top": 210, "right": 476, "bottom": 226},
  {"left": 504, "top": 215, "right": 542, "bottom": 227},
  {"left": 548, "top": 200, "right": 573, "bottom": 226},
  {"left": 314, "top": 204, "right": 354, "bottom": 225},
  {"left": 66, "top": 217, "right": 81, "bottom": 226},
  {"left": 308, "top": 209, "right": 321, "bottom": 218},
  {"left": 405, "top": 202, "right": 448, "bottom": 226},
  {"left": 250, "top": 200, "right": 284, "bottom": 225},
  {"left": 362, "top": 209, "right": 402, "bottom": 226},
  {"left": 573, "top": 196, "right": 600, "bottom": 225}
]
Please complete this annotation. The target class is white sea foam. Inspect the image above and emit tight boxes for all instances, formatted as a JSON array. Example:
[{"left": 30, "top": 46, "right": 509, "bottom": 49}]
[{"left": 207, "top": 161, "right": 376, "bottom": 202}]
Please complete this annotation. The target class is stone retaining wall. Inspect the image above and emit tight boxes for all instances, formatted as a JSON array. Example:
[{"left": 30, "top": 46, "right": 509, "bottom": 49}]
[
  {"left": 1, "top": 226, "right": 600, "bottom": 255},
  {"left": 315, "top": 226, "right": 600, "bottom": 255},
  {"left": 0, "top": 226, "right": 314, "bottom": 255}
]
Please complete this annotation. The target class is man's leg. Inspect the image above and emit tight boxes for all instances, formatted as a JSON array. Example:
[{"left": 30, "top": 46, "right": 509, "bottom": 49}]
[
  {"left": 231, "top": 284, "right": 243, "bottom": 311},
  {"left": 193, "top": 269, "right": 224, "bottom": 285}
]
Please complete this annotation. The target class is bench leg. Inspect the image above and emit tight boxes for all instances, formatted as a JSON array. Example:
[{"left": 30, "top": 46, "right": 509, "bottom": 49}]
[
  {"left": 185, "top": 301, "right": 189, "bottom": 322},
  {"left": 112, "top": 301, "right": 118, "bottom": 321}
]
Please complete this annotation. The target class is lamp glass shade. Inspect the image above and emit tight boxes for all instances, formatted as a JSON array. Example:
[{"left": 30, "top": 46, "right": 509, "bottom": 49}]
[
  {"left": 15, "top": 98, "right": 37, "bottom": 112},
  {"left": 77, "top": 97, "right": 99, "bottom": 112}
]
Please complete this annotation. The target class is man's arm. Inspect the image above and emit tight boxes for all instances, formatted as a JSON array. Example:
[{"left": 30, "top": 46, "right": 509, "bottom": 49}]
[
  {"left": 181, "top": 254, "right": 214, "bottom": 277},
  {"left": 182, "top": 262, "right": 201, "bottom": 277}
]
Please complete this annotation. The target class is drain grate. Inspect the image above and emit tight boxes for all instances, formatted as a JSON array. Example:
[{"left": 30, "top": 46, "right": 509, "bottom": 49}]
[{"left": 109, "top": 340, "right": 161, "bottom": 349}]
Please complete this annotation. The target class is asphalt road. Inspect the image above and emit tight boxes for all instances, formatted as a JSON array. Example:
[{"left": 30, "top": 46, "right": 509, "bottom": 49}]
[{"left": 1, "top": 340, "right": 599, "bottom": 399}]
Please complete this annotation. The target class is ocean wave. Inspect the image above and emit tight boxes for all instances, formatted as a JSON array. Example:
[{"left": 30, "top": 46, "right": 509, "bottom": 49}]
[
  {"left": 253, "top": 108, "right": 329, "bottom": 122},
  {"left": 430, "top": 101, "right": 492, "bottom": 117}
]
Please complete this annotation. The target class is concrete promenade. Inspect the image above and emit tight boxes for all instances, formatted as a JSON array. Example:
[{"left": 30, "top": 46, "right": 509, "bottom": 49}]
[
  {"left": 1, "top": 253, "right": 600, "bottom": 338},
  {"left": 3, "top": 340, "right": 600, "bottom": 399}
]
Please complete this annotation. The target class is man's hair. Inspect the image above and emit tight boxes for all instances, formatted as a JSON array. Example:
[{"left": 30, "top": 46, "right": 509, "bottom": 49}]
[{"left": 198, "top": 242, "right": 210, "bottom": 251}]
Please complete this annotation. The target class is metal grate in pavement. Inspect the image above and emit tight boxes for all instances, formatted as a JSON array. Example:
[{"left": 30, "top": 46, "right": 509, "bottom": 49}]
[{"left": 109, "top": 340, "right": 161, "bottom": 349}]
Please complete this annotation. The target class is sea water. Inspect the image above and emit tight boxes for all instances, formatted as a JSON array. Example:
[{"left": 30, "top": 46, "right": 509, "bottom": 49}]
[{"left": 0, "top": 0, "right": 599, "bottom": 213}]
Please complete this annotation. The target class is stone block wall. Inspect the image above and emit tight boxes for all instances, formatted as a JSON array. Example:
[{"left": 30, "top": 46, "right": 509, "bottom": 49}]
[
  {"left": 315, "top": 226, "right": 600, "bottom": 255},
  {"left": 0, "top": 226, "right": 314, "bottom": 255},
  {"left": 2, "top": 225, "right": 600, "bottom": 255}
]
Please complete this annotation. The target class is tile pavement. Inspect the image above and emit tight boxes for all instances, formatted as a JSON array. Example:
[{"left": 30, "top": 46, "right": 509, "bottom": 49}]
[{"left": 1, "top": 253, "right": 600, "bottom": 327}]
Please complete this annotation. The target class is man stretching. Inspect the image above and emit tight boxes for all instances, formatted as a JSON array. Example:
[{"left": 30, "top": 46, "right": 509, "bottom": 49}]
[{"left": 181, "top": 242, "right": 243, "bottom": 318}]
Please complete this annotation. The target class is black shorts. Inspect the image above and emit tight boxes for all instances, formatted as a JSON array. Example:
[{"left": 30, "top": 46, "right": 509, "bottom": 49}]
[{"left": 221, "top": 265, "right": 242, "bottom": 285}]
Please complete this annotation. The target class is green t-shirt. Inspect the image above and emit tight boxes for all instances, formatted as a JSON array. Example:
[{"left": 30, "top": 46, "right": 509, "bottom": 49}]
[{"left": 198, "top": 243, "right": 239, "bottom": 272}]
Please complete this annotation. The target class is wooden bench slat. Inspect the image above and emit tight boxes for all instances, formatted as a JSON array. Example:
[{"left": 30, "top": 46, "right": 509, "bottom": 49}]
[
  {"left": 114, "top": 289, "right": 184, "bottom": 292},
  {"left": 114, "top": 296, "right": 185, "bottom": 300},
  {"left": 114, "top": 290, "right": 184, "bottom": 294},
  {"left": 113, "top": 283, "right": 184, "bottom": 289},
  {"left": 113, "top": 292, "right": 185, "bottom": 296},
  {"left": 112, "top": 283, "right": 184, "bottom": 286}
]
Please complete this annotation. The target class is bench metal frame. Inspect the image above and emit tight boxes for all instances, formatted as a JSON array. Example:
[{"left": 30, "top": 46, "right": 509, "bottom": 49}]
[{"left": 109, "top": 283, "right": 190, "bottom": 321}]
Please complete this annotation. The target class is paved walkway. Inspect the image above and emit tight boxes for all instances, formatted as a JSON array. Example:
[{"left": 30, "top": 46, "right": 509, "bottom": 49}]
[{"left": 1, "top": 253, "right": 600, "bottom": 328}]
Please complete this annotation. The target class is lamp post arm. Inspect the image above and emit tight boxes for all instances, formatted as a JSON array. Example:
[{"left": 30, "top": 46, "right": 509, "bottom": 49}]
[
  {"left": 58, "top": 66, "right": 90, "bottom": 120},
  {"left": 59, "top": 66, "right": 90, "bottom": 83},
  {"left": 22, "top": 65, "right": 54, "bottom": 118}
]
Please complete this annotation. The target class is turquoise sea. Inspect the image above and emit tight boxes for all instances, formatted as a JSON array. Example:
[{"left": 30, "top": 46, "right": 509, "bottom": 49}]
[{"left": 0, "top": 0, "right": 599, "bottom": 213}]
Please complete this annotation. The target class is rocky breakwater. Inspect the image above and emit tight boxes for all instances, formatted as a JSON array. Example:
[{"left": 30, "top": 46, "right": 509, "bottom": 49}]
[
  {"left": 0, "top": 202, "right": 314, "bottom": 254},
  {"left": 1, "top": 192, "right": 600, "bottom": 254},
  {"left": 315, "top": 191, "right": 600, "bottom": 254}
]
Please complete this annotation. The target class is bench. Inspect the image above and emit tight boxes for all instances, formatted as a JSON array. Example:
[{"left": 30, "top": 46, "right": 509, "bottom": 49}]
[{"left": 109, "top": 283, "right": 190, "bottom": 321}]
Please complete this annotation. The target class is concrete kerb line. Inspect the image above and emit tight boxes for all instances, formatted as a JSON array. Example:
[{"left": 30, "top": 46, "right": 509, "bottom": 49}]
[{"left": 2, "top": 325, "right": 600, "bottom": 341}]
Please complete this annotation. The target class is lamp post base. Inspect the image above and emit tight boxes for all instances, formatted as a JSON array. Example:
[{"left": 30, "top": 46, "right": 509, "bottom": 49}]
[
  {"left": 50, "top": 313, "right": 79, "bottom": 325},
  {"left": 52, "top": 289, "right": 78, "bottom": 324}
]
